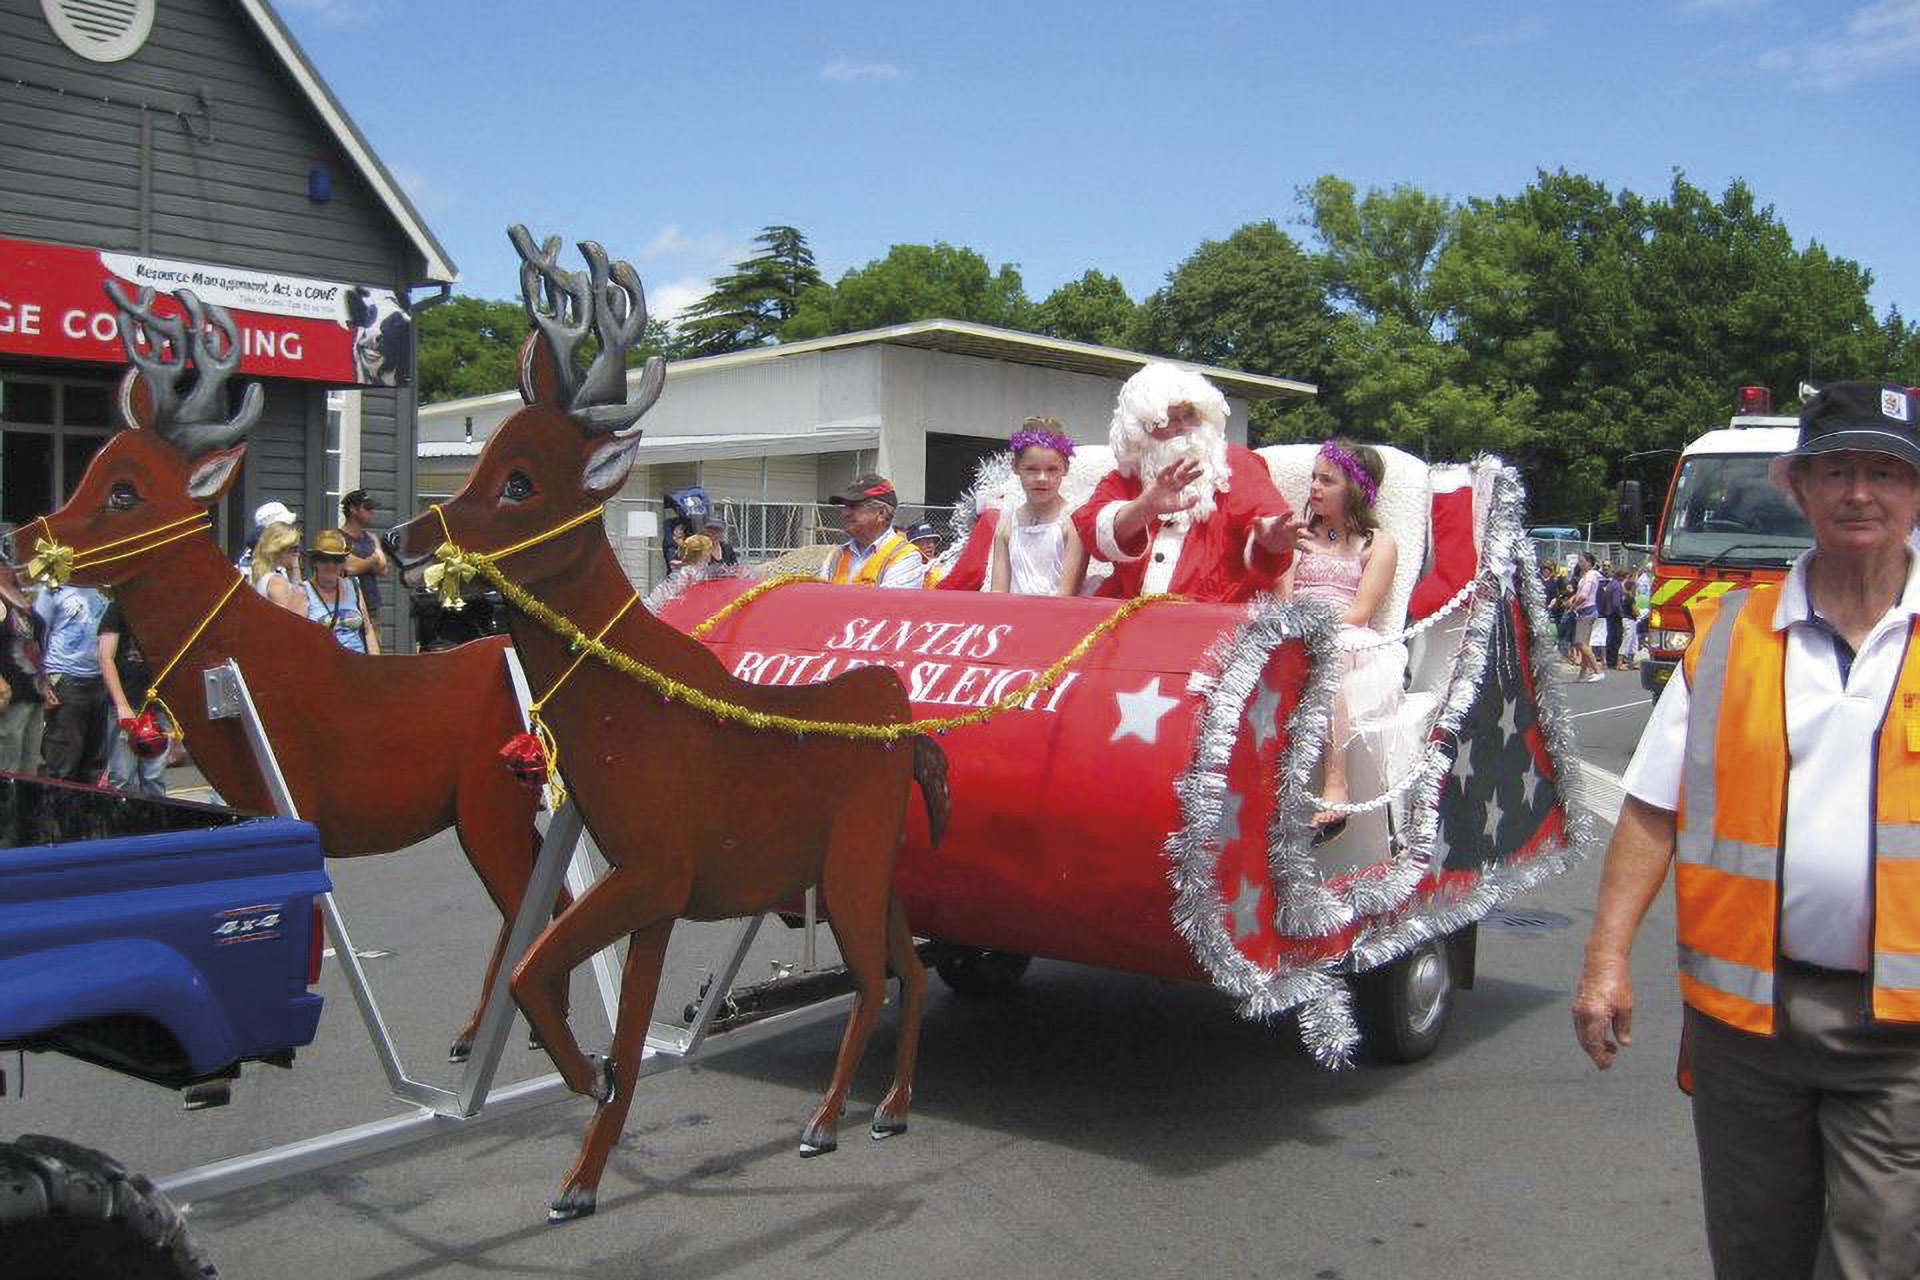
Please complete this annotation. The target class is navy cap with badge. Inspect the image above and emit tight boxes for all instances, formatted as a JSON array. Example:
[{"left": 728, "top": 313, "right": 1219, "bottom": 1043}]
[
  {"left": 1788, "top": 381, "right": 1920, "bottom": 472},
  {"left": 1771, "top": 381, "right": 1920, "bottom": 495}
]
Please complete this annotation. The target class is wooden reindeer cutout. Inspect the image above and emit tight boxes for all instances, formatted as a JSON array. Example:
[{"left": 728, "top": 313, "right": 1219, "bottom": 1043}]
[
  {"left": 391, "top": 228, "right": 949, "bottom": 1223},
  {"left": 31, "top": 281, "right": 556, "bottom": 1062}
]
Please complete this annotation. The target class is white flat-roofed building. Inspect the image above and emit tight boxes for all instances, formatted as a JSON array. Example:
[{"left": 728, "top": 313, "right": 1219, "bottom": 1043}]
[{"left": 418, "top": 319, "right": 1313, "bottom": 586}]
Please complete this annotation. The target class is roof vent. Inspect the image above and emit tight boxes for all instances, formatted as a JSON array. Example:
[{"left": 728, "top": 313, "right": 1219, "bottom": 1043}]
[{"left": 41, "top": 0, "right": 155, "bottom": 63}]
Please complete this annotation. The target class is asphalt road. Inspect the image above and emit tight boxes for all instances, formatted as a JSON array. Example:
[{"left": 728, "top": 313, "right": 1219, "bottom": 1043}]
[{"left": 5, "top": 664, "right": 1686, "bottom": 1280}]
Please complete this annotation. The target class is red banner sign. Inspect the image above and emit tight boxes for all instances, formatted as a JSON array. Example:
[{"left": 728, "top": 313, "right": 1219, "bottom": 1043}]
[{"left": 0, "top": 235, "right": 410, "bottom": 387}]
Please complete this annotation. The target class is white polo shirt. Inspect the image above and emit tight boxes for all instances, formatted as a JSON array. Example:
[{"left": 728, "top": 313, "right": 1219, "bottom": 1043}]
[{"left": 1622, "top": 547, "right": 1920, "bottom": 971}]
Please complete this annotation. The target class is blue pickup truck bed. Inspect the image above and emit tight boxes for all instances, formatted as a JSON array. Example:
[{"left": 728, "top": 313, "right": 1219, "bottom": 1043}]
[{"left": 0, "top": 774, "right": 330, "bottom": 1088}]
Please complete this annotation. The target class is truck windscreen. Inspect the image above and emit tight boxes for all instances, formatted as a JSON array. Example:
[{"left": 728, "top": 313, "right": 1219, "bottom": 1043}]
[{"left": 1660, "top": 454, "right": 1811, "bottom": 567}]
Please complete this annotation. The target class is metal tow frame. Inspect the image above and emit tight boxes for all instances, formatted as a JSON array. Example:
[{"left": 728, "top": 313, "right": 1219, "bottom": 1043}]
[{"left": 155, "top": 656, "right": 851, "bottom": 1205}]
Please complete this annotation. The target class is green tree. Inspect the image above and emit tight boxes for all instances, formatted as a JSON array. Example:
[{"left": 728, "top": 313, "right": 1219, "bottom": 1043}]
[
  {"left": 1295, "top": 176, "right": 1540, "bottom": 463},
  {"left": 1438, "top": 169, "right": 1907, "bottom": 522},
  {"left": 414, "top": 296, "right": 530, "bottom": 403},
  {"left": 781, "top": 242, "right": 1035, "bottom": 339},
  {"left": 675, "top": 226, "right": 824, "bottom": 356},
  {"left": 1135, "top": 221, "right": 1339, "bottom": 442},
  {"left": 1032, "top": 270, "right": 1139, "bottom": 347},
  {"left": 1302, "top": 175, "right": 1457, "bottom": 331},
  {"left": 414, "top": 294, "right": 674, "bottom": 404}
]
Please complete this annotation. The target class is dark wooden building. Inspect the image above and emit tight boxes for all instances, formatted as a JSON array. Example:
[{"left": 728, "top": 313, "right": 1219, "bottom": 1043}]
[{"left": 0, "top": 0, "right": 453, "bottom": 644}]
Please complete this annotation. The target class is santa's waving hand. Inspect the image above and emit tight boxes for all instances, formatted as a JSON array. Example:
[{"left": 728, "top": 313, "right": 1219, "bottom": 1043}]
[{"left": 1073, "top": 362, "right": 1302, "bottom": 603}]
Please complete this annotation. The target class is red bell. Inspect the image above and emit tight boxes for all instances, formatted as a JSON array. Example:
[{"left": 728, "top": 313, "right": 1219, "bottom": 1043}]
[
  {"left": 499, "top": 731, "right": 548, "bottom": 789},
  {"left": 124, "top": 711, "right": 171, "bottom": 759}
]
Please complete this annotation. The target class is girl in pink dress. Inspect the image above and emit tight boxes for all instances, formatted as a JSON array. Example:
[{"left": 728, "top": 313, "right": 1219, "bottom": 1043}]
[{"left": 1279, "top": 440, "right": 1400, "bottom": 839}]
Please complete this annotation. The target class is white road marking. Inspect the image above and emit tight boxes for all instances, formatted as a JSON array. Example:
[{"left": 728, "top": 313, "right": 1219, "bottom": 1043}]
[{"left": 1570, "top": 700, "right": 1650, "bottom": 720}]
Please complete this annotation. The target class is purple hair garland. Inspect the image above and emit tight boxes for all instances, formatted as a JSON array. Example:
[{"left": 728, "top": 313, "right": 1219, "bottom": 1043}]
[
  {"left": 1318, "top": 441, "right": 1377, "bottom": 507},
  {"left": 1010, "top": 429, "right": 1075, "bottom": 459}
]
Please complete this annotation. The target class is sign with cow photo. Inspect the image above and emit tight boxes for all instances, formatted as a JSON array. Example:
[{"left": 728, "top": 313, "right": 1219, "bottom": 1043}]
[{"left": 0, "top": 235, "right": 410, "bottom": 387}]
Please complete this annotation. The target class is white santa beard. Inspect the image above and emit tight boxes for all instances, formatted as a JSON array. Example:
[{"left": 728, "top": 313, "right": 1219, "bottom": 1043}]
[{"left": 1117, "top": 428, "right": 1229, "bottom": 529}]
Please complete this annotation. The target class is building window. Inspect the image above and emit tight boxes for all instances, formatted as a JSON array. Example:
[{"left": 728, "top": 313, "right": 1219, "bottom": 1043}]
[{"left": 0, "top": 373, "right": 115, "bottom": 529}]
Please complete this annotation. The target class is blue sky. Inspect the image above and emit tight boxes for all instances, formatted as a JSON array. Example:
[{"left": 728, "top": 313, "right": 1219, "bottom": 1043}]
[{"left": 280, "top": 0, "right": 1920, "bottom": 333}]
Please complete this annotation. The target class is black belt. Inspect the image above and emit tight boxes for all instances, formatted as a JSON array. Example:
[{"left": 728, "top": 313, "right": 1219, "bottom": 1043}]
[{"left": 1780, "top": 956, "right": 1866, "bottom": 981}]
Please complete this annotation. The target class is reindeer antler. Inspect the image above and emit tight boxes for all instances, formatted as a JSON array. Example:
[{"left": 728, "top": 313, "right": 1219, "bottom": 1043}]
[
  {"left": 509, "top": 225, "right": 664, "bottom": 437},
  {"left": 106, "top": 280, "right": 189, "bottom": 422},
  {"left": 105, "top": 281, "right": 264, "bottom": 457}
]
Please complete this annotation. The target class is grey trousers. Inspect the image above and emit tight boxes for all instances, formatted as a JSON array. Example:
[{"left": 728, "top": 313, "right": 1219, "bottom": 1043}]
[
  {"left": 1688, "top": 966, "right": 1920, "bottom": 1280},
  {"left": 0, "top": 699, "right": 44, "bottom": 774}
]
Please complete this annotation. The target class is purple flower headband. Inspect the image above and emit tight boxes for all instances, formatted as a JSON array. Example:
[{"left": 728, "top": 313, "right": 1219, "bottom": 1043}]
[
  {"left": 1009, "top": 429, "right": 1075, "bottom": 459},
  {"left": 1318, "top": 441, "right": 1378, "bottom": 507}
]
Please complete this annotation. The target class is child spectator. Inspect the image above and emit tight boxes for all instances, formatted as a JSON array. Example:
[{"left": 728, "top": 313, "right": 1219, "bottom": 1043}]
[{"left": 989, "top": 418, "right": 1088, "bottom": 596}]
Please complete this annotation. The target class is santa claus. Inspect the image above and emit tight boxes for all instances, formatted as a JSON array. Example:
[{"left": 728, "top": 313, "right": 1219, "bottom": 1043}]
[{"left": 1072, "top": 362, "right": 1302, "bottom": 602}]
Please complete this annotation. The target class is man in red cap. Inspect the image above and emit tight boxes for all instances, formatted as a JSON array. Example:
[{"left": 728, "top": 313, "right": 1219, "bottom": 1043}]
[
  {"left": 1073, "top": 362, "right": 1301, "bottom": 602},
  {"left": 822, "top": 474, "right": 926, "bottom": 588}
]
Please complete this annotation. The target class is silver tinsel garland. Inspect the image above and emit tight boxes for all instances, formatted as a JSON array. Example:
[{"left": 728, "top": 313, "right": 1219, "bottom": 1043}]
[{"left": 1164, "top": 456, "right": 1599, "bottom": 1067}]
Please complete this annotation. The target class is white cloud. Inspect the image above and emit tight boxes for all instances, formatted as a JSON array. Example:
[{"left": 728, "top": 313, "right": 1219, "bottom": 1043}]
[
  {"left": 1759, "top": 0, "right": 1920, "bottom": 89},
  {"left": 820, "top": 57, "right": 903, "bottom": 83},
  {"left": 646, "top": 276, "right": 710, "bottom": 325},
  {"left": 642, "top": 225, "right": 742, "bottom": 263},
  {"left": 390, "top": 166, "right": 453, "bottom": 216}
]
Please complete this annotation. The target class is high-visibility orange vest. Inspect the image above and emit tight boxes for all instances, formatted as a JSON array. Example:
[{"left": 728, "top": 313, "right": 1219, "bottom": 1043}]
[
  {"left": 1676, "top": 586, "right": 1920, "bottom": 1033},
  {"left": 825, "top": 530, "right": 916, "bottom": 587},
  {"left": 921, "top": 560, "right": 945, "bottom": 590}
]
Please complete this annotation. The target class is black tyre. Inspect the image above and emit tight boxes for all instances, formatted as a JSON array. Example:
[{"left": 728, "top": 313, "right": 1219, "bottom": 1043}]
[
  {"left": 1351, "top": 936, "right": 1455, "bottom": 1064},
  {"left": 933, "top": 947, "right": 1031, "bottom": 997},
  {"left": 0, "top": 1135, "right": 216, "bottom": 1279}
]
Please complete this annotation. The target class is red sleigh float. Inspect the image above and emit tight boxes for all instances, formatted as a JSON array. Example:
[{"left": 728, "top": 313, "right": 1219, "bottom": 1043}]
[{"left": 651, "top": 442, "right": 1591, "bottom": 1067}]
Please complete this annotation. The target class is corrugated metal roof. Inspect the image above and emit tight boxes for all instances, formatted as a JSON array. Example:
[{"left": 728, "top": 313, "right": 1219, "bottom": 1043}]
[{"left": 419, "top": 428, "right": 879, "bottom": 465}]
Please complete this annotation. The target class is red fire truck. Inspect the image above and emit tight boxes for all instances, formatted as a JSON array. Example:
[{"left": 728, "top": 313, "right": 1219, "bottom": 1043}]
[{"left": 1636, "top": 386, "right": 1810, "bottom": 695}]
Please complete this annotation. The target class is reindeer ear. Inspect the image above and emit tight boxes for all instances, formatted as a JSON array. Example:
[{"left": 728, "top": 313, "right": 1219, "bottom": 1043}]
[
  {"left": 117, "top": 367, "right": 154, "bottom": 429},
  {"left": 517, "top": 331, "right": 566, "bottom": 407},
  {"left": 185, "top": 444, "right": 247, "bottom": 503},
  {"left": 582, "top": 435, "right": 641, "bottom": 499}
]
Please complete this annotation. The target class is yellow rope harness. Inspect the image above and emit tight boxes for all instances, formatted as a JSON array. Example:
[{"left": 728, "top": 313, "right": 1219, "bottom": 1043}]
[
  {"left": 28, "top": 511, "right": 213, "bottom": 585},
  {"left": 424, "top": 504, "right": 1184, "bottom": 746},
  {"left": 29, "top": 512, "right": 234, "bottom": 745},
  {"left": 137, "top": 572, "right": 248, "bottom": 743}
]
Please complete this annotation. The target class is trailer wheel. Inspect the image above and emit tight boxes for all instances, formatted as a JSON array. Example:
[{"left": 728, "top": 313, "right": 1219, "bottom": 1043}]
[
  {"left": 933, "top": 947, "right": 1031, "bottom": 997},
  {"left": 0, "top": 1135, "right": 217, "bottom": 1279},
  {"left": 1351, "top": 937, "right": 1455, "bottom": 1064}
]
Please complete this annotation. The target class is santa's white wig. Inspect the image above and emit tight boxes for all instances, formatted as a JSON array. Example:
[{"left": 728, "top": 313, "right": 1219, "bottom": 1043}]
[{"left": 1109, "top": 361, "right": 1232, "bottom": 525}]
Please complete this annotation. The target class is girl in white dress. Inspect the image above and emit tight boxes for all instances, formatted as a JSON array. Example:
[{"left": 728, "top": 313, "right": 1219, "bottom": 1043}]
[{"left": 989, "top": 418, "right": 1089, "bottom": 596}]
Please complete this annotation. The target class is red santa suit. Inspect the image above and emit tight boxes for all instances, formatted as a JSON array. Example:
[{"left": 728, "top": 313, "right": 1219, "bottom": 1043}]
[{"left": 1071, "top": 443, "right": 1295, "bottom": 602}]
